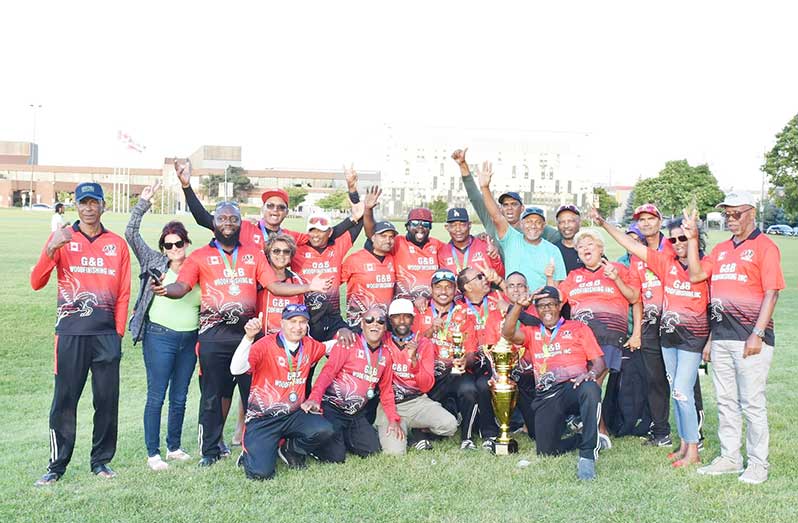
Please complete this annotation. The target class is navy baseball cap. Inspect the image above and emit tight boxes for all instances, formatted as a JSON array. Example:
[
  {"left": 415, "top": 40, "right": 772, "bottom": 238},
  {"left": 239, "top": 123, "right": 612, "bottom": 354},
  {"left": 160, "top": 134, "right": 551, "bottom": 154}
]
[
  {"left": 75, "top": 182, "right": 104, "bottom": 202},
  {"left": 555, "top": 204, "right": 581, "bottom": 217},
  {"left": 373, "top": 221, "right": 398, "bottom": 235},
  {"left": 521, "top": 206, "right": 546, "bottom": 221},
  {"left": 282, "top": 303, "right": 310, "bottom": 320},
  {"left": 431, "top": 268, "right": 456, "bottom": 285},
  {"left": 446, "top": 207, "right": 469, "bottom": 223},
  {"left": 498, "top": 191, "right": 523, "bottom": 205}
]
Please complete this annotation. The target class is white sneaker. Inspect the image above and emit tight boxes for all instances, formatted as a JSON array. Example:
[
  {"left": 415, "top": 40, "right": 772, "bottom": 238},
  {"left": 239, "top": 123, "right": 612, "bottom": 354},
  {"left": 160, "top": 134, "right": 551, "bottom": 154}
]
[
  {"left": 147, "top": 455, "right": 169, "bottom": 471},
  {"left": 738, "top": 463, "right": 768, "bottom": 485},
  {"left": 598, "top": 433, "right": 612, "bottom": 451},
  {"left": 697, "top": 456, "right": 744, "bottom": 476},
  {"left": 166, "top": 449, "right": 192, "bottom": 462}
]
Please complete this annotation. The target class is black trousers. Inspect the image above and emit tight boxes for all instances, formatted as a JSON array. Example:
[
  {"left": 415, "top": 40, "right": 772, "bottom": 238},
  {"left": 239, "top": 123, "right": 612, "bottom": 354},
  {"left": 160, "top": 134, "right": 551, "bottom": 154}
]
[
  {"left": 641, "top": 343, "right": 670, "bottom": 438},
  {"left": 312, "top": 402, "right": 381, "bottom": 463},
  {"left": 197, "top": 341, "right": 251, "bottom": 458},
  {"left": 47, "top": 334, "right": 121, "bottom": 475},
  {"left": 514, "top": 373, "right": 536, "bottom": 439},
  {"left": 241, "top": 409, "right": 334, "bottom": 480},
  {"left": 426, "top": 372, "right": 479, "bottom": 441},
  {"left": 475, "top": 374, "right": 498, "bottom": 439},
  {"left": 532, "top": 381, "right": 601, "bottom": 460}
]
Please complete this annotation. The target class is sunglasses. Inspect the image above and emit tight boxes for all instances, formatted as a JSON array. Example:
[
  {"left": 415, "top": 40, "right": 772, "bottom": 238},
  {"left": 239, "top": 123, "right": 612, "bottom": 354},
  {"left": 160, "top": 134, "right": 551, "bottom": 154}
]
[
  {"left": 270, "top": 248, "right": 292, "bottom": 256},
  {"left": 214, "top": 215, "right": 241, "bottom": 224},
  {"left": 163, "top": 240, "right": 186, "bottom": 250},
  {"left": 465, "top": 272, "right": 486, "bottom": 285},
  {"left": 265, "top": 202, "right": 288, "bottom": 212},
  {"left": 363, "top": 316, "right": 387, "bottom": 325},
  {"left": 408, "top": 220, "right": 432, "bottom": 229},
  {"left": 432, "top": 271, "right": 456, "bottom": 283},
  {"left": 215, "top": 201, "right": 240, "bottom": 209},
  {"left": 721, "top": 208, "right": 752, "bottom": 221},
  {"left": 308, "top": 216, "right": 330, "bottom": 226},
  {"left": 668, "top": 235, "right": 688, "bottom": 244}
]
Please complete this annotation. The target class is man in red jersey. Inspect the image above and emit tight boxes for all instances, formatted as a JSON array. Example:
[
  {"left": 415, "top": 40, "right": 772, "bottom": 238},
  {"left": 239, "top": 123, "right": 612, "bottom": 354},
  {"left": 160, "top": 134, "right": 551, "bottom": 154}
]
[
  {"left": 153, "top": 202, "right": 330, "bottom": 467},
  {"left": 174, "top": 159, "right": 362, "bottom": 250},
  {"left": 683, "top": 193, "right": 784, "bottom": 484},
  {"left": 437, "top": 207, "right": 504, "bottom": 278},
  {"left": 230, "top": 305, "right": 334, "bottom": 480},
  {"left": 362, "top": 187, "right": 444, "bottom": 301},
  {"left": 31, "top": 182, "right": 131, "bottom": 486},
  {"left": 341, "top": 220, "right": 397, "bottom": 327},
  {"left": 303, "top": 305, "right": 404, "bottom": 462},
  {"left": 503, "top": 287, "right": 605, "bottom": 480},
  {"left": 376, "top": 299, "right": 458, "bottom": 454}
]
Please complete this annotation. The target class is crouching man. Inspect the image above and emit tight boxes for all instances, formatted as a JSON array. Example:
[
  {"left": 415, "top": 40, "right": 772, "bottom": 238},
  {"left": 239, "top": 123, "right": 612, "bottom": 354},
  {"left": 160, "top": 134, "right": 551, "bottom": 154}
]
[
  {"left": 502, "top": 286, "right": 605, "bottom": 480},
  {"left": 230, "top": 304, "right": 334, "bottom": 480}
]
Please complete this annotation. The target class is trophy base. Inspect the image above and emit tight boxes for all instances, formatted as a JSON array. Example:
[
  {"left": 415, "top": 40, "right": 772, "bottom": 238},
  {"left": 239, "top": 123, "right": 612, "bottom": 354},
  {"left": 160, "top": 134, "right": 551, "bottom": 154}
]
[{"left": 489, "top": 439, "right": 518, "bottom": 456}]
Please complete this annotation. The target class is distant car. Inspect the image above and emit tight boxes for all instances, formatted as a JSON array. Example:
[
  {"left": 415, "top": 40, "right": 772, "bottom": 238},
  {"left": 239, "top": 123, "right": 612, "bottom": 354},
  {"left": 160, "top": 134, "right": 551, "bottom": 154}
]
[
  {"left": 26, "top": 203, "right": 53, "bottom": 212},
  {"left": 766, "top": 224, "right": 794, "bottom": 236},
  {"left": 793, "top": 226, "right": 798, "bottom": 236}
]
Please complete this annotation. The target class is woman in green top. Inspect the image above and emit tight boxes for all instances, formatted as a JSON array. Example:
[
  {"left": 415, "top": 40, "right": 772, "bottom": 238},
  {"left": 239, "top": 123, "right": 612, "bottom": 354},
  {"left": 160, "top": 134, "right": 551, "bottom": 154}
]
[{"left": 125, "top": 182, "right": 200, "bottom": 471}]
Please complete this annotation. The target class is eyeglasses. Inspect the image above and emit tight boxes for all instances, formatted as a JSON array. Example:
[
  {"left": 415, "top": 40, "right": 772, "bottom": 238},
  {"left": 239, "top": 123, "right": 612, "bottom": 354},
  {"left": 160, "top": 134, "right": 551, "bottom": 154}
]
[
  {"left": 163, "top": 240, "right": 185, "bottom": 250},
  {"left": 535, "top": 301, "right": 560, "bottom": 310},
  {"left": 668, "top": 235, "right": 688, "bottom": 244},
  {"left": 465, "top": 272, "right": 486, "bottom": 285},
  {"left": 270, "top": 248, "right": 292, "bottom": 256},
  {"left": 363, "top": 316, "right": 387, "bottom": 325},
  {"left": 265, "top": 202, "right": 288, "bottom": 212},
  {"left": 721, "top": 208, "right": 752, "bottom": 221},
  {"left": 408, "top": 220, "right": 432, "bottom": 229},
  {"left": 507, "top": 282, "right": 528, "bottom": 290},
  {"left": 308, "top": 216, "right": 330, "bottom": 227}
]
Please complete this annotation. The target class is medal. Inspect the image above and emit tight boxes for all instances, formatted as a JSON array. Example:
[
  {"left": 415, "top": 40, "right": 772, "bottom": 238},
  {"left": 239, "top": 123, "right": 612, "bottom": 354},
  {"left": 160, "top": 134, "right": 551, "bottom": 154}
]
[
  {"left": 289, "top": 391, "right": 298, "bottom": 403},
  {"left": 214, "top": 240, "right": 241, "bottom": 296},
  {"left": 280, "top": 333, "right": 304, "bottom": 407},
  {"left": 229, "top": 283, "right": 241, "bottom": 296},
  {"left": 366, "top": 389, "right": 375, "bottom": 399}
]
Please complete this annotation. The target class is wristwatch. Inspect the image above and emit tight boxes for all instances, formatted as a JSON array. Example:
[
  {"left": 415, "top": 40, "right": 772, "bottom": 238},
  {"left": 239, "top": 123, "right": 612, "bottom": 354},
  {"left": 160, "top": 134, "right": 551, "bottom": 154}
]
[{"left": 752, "top": 327, "right": 765, "bottom": 339}]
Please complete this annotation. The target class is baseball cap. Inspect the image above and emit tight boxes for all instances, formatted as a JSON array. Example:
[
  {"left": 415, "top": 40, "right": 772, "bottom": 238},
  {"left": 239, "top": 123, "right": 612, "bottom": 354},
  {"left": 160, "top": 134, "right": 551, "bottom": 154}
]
[
  {"left": 388, "top": 298, "right": 415, "bottom": 317},
  {"left": 533, "top": 286, "right": 561, "bottom": 305},
  {"left": 306, "top": 211, "right": 332, "bottom": 232},
  {"left": 407, "top": 208, "right": 433, "bottom": 222},
  {"left": 75, "top": 182, "right": 104, "bottom": 202},
  {"left": 555, "top": 204, "right": 581, "bottom": 217},
  {"left": 446, "top": 207, "right": 469, "bottom": 223},
  {"left": 373, "top": 221, "right": 398, "bottom": 235},
  {"left": 521, "top": 206, "right": 546, "bottom": 221},
  {"left": 625, "top": 223, "right": 646, "bottom": 243},
  {"left": 431, "top": 269, "right": 456, "bottom": 285},
  {"left": 261, "top": 188, "right": 289, "bottom": 205},
  {"left": 633, "top": 203, "right": 662, "bottom": 220},
  {"left": 715, "top": 191, "right": 756, "bottom": 208},
  {"left": 498, "top": 191, "right": 523, "bottom": 205},
  {"left": 282, "top": 303, "right": 310, "bottom": 320}
]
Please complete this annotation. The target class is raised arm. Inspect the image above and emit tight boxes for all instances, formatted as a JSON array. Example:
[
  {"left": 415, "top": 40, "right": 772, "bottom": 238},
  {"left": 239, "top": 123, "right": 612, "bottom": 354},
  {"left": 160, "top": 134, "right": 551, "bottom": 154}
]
[
  {"left": 681, "top": 209, "right": 709, "bottom": 283},
  {"left": 501, "top": 297, "right": 531, "bottom": 346},
  {"left": 476, "top": 161, "right": 509, "bottom": 239},
  {"left": 175, "top": 159, "right": 214, "bottom": 231},
  {"left": 362, "top": 185, "right": 381, "bottom": 238},
  {"left": 125, "top": 182, "right": 162, "bottom": 264},
  {"left": 590, "top": 207, "right": 649, "bottom": 262}
]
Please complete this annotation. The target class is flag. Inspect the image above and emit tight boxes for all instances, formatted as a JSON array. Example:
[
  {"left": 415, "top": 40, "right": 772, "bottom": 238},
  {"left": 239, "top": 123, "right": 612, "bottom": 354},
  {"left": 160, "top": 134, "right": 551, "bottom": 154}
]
[{"left": 117, "top": 130, "right": 146, "bottom": 153}]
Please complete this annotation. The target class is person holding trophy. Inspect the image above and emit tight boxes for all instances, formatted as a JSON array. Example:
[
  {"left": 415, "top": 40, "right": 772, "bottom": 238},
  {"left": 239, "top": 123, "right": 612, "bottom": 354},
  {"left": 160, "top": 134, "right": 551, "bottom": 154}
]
[{"left": 502, "top": 286, "right": 605, "bottom": 481}]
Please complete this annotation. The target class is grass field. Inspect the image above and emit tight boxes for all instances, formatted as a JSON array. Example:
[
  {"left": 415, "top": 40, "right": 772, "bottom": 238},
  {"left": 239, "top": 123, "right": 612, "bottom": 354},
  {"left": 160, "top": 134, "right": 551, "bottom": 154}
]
[{"left": 1, "top": 207, "right": 797, "bottom": 523}]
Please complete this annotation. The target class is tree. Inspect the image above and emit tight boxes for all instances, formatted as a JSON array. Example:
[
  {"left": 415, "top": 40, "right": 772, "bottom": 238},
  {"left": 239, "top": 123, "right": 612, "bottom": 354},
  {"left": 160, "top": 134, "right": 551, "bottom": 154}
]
[
  {"left": 762, "top": 113, "right": 798, "bottom": 219},
  {"left": 201, "top": 166, "right": 254, "bottom": 201},
  {"left": 632, "top": 160, "right": 724, "bottom": 218},
  {"left": 762, "top": 201, "right": 787, "bottom": 228},
  {"left": 621, "top": 189, "right": 636, "bottom": 225},
  {"left": 428, "top": 199, "right": 448, "bottom": 222},
  {"left": 594, "top": 187, "right": 619, "bottom": 218},
  {"left": 287, "top": 187, "right": 308, "bottom": 209},
  {"left": 316, "top": 190, "right": 349, "bottom": 211}
]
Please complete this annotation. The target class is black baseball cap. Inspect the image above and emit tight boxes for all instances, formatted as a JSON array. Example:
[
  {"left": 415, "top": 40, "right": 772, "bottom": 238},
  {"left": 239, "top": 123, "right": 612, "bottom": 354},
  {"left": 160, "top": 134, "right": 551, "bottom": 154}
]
[
  {"left": 498, "top": 191, "right": 523, "bottom": 205},
  {"left": 533, "top": 286, "right": 561, "bottom": 305},
  {"left": 446, "top": 208, "right": 469, "bottom": 223},
  {"left": 555, "top": 204, "right": 581, "bottom": 218}
]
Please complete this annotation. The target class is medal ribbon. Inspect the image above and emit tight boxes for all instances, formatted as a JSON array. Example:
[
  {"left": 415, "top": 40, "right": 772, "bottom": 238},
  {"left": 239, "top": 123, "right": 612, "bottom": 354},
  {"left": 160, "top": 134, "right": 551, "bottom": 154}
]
[
  {"left": 431, "top": 302, "right": 456, "bottom": 332},
  {"left": 450, "top": 239, "right": 471, "bottom": 273},
  {"left": 214, "top": 241, "right": 239, "bottom": 280},
  {"left": 539, "top": 318, "right": 565, "bottom": 358},
  {"left": 279, "top": 333, "right": 304, "bottom": 392},
  {"left": 258, "top": 221, "right": 282, "bottom": 243},
  {"left": 361, "top": 336, "right": 383, "bottom": 384},
  {"left": 466, "top": 296, "right": 489, "bottom": 327}
]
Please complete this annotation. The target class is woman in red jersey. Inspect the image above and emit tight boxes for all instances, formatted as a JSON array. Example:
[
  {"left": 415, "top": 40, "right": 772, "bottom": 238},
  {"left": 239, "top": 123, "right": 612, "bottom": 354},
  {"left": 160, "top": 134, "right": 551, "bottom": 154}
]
[{"left": 260, "top": 234, "right": 306, "bottom": 334}]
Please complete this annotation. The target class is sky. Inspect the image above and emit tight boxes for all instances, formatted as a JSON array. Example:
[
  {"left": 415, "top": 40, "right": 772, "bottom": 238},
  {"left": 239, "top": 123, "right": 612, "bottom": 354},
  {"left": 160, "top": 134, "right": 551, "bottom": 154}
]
[{"left": 1, "top": 0, "right": 796, "bottom": 192}]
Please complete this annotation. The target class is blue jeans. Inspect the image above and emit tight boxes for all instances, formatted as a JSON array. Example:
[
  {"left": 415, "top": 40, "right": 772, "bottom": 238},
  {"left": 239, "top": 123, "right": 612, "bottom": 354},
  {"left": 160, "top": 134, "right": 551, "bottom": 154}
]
[
  {"left": 661, "top": 347, "right": 702, "bottom": 444},
  {"left": 143, "top": 322, "right": 197, "bottom": 457}
]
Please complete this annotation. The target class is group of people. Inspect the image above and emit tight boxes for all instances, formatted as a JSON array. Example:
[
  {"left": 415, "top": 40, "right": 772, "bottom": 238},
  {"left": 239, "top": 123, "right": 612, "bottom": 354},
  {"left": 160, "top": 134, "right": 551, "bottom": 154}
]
[{"left": 30, "top": 148, "right": 783, "bottom": 486}]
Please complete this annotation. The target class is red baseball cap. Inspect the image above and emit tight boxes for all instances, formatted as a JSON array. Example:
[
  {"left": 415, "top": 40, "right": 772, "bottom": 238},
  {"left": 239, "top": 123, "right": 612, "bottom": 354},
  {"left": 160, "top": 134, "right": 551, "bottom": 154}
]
[
  {"left": 633, "top": 203, "right": 662, "bottom": 220},
  {"left": 407, "top": 208, "right": 433, "bottom": 222},
  {"left": 261, "top": 189, "right": 289, "bottom": 205}
]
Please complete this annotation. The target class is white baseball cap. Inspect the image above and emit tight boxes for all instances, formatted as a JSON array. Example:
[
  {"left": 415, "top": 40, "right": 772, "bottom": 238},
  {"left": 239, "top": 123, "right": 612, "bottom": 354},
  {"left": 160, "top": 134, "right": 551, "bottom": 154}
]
[
  {"left": 388, "top": 298, "right": 414, "bottom": 316},
  {"left": 306, "top": 211, "right": 332, "bottom": 232},
  {"left": 716, "top": 192, "right": 756, "bottom": 208}
]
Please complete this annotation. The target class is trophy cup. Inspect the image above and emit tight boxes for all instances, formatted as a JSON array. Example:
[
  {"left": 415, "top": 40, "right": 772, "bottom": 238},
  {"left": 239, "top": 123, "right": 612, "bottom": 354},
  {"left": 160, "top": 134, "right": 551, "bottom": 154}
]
[
  {"left": 449, "top": 324, "right": 465, "bottom": 375},
  {"left": 486, "top": 337, "right": 520, "bottom": 455}
]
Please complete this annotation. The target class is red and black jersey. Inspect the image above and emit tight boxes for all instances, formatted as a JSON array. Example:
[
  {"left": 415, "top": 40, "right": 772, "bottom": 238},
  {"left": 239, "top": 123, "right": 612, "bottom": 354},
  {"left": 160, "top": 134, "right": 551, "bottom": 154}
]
[
  {"left": 519, "top": 319, "right": 604, "bottom": 384},
  {"left": 342, "top": 248, "right": 396, "bottom": 327},
  {"left": 412, "top": 301, "right": 478, "bottom": 377},
  {"left": 459, "top": 291, "right": 506, "bottom": 349},
  {"left": 308, "top": 334, "right": 400, "bottom": 422},
  {"left": 177, "top": 241, "right": 274, "bottom": 342},
  {"left": 627, "top": 236, "right": 676, "bottom": 345},
  {"left": 292, "top": 233, "right": 353, "bottom": 320},
  {"left": 384, "top": 334, "right": 436, "bottom": 403},
  {"left": 437, "top": 236, "right": 505, "bottom": 279},
  {"left": 31, "top": 222, "right": 131, "bottom": 337},
  {"left": 645, "top": 250, "right": 710, "bottom": 352},
  {"left": 257, "top": 269, "right": 305, "bottom": 334},
  {"left": 559, "top": 263, "right": 636, "bottom": 347},
  {"left": 392, "top": 236, "right": 444, "bottom": 300},
  {"left": 700, "top": 229, "right": 785, "bottom": 345},
  {"left": 246, "top": 333, "right": 327, "bottom": 421},
  {"left": 238, "top": 220, "right": 310, "bottom": 251}
]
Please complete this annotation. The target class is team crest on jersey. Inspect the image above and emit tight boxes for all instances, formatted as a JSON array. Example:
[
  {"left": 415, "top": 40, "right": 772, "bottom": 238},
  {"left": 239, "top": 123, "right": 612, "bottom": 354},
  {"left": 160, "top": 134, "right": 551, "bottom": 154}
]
[
  {"left": 69, "top": 242, "right": 82, "bottom": 252},
  {"left": 473, "top": 251, "right": 484, "bottom": 261},
  {"left": 717, "top": 251, "right": 727, "bottom": 261},
  {"left": 277, "top": 356, "right": 286, "bottom": 367},
  {"left": 637, "top": 261, "right": 644, "bottom": 269},
  {"left": 357, "top": 349, "right": 365, "bottom": 359},
  {"left": 366, "top": 263, "right": 374, "bottom": 272},
  {"left": 670, "top": 266, "right": 678, "bottom": 275},
  {"left": 305, "top": 252, "right": 312, "bottom": 258},
  {"left": 424, "top": 316, "right": 432, "bottom": 324},
  {"left": 102, "top": 244, "right": 117, "bottom": 256},
  {"left": 562, "top": 330, "right": 573, "bottom": 339},
  {"left": 740, "top": 249, "right": 754, "bottom": 262},
  {"left": 253, "top": 235, "right": 261, "bottom": 244},
  {"left": 534, "top": 331, "right": 542, "bottom": 340},
  {"left": 408, "top": 246, "right": 416, "bottom": 253},
  {"left": 208, "top": 256, "right": 221, "bottom": 265},
  {"left": 575, "top": 275, "right": 584, "bottom": 283},
  {"left": 242, "top": 254, "right": 255, "bottom": 265}
]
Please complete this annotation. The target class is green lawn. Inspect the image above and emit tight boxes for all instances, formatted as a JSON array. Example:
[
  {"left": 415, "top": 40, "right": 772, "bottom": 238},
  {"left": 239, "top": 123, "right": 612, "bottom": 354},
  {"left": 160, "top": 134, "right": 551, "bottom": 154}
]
[{"left": 1, "top": 208, "right": 796, "bottom": 523}]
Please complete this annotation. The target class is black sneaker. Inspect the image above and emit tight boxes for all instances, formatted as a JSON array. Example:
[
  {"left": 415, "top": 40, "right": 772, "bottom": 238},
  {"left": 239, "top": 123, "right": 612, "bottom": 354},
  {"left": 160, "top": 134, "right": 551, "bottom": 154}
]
[
  {"left": 642, "top": 434, "right": 672, "bottom": 447},
  {"left": 413, "top": 439, "right": 433, "bottom": 451},
  {"left": 197, "top": 455, "right": 220, "bottom": 468},
  {"left": 91, "top": 464, "right": 117, "bottom": 479},
  {"left": 218, "top": 442, "right": 231, "bottom": 458},
  {"left": 278, "top": 441, "right": 307, "bottom": 469},
  {"left": 34, "top": 472, "right": 61, "bottom": 486}
]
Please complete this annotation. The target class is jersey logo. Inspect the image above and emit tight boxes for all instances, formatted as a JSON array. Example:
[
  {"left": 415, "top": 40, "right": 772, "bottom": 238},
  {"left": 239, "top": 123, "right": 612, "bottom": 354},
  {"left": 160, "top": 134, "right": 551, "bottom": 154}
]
[
  {"left": 424, "top": 316, "right": 432, "bottom": 324},
  {"left": 717, "top": 251, "right": 727, "bottom": 261},
  {"left": 473, "top": 251, "right": 484, "bottom": 261},
  {"left": 637, "top": 261, "right": 644, "bottom": 269},
  {"left": 208, "top": 256, "right": 221, "bottom": 265},
  {"left": 69, "top": 242, "right": 82, "bottom": 252},
  {"left": 277, "top": 356, "right": 286, "bottom": 367},
  {"left": 365, "top": 263, "right": 374, "bottom": 272},
  {"left": 102, "top": 244, "right": 117, "bottom": 256},
  {"left": 357, "top": 349, "right": 365, "bottom": 359},
  {"left": 534, "top": 331, "right": 542, "bottom": 340},
  {"left": 670, "top": 266, "right": 677, "bottom": 276},
  {"left": 242, "top": 254, "right": 255, "bottom": 265},
  {"left": 575, "top": 275, "right": 584, "bottom": 283},
  {"left": 562, "top": 330, "right": 573, "bottom": 339},
  {"left": 740, "top": 249, "right": 754, "bottom": 262},
  {"left": 305, "top": 252, "right": 312, "bottom": 258}
]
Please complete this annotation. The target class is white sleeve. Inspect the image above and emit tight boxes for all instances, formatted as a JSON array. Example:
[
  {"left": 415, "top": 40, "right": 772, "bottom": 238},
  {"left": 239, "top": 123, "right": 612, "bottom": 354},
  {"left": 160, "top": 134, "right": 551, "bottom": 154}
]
[{"left": 230, "top": 336, "right": 254, "bottom": 375}]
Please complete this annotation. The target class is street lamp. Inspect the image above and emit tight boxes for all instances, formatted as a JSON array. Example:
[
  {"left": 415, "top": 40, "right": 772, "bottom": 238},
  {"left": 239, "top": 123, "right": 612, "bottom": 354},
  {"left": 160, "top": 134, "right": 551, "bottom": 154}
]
[{"left": 28, "top": 104, "right": 42, "bottom": 207}]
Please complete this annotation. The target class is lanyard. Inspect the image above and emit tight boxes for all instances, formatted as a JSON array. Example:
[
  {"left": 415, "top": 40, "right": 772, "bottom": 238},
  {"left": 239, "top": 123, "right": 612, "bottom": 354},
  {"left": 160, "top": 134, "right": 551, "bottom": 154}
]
[
  {"left": 259, "top": 221, "right": 281, "bottom": 243},
  {"left": 450, "top": 239, "right": 472, "bottom": 273},
  {"left": 431, "top": 302, "right": 456, "bottom": 332},
  {"left": 214, "top": 241, "right": 239, "bottom": 276},
  {"left": 361, "top": 337, "right": 383, "bottom": 379},
  {"left": 539, "top": 318, "right": 565, "bottom": 358},
  {"left": 279, "top": 333, "right": 304, "bottom": 380},
  {"left": 466, "top": 296, "right": 489, "bottom": 327}
]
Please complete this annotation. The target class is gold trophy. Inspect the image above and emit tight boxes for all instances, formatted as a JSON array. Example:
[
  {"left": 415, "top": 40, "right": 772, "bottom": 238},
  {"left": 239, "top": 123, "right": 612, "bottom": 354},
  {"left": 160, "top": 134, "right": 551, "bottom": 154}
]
[
  {"left": 449, "top": 324, "right": 465, "bottom": 375},
  {"left": 486, "top": 337, "right": 520, "bottom": 455}
]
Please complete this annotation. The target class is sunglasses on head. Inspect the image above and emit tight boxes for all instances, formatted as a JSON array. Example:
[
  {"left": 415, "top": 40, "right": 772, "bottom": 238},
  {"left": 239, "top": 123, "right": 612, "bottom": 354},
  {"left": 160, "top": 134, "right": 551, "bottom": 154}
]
[
  {"left": 163, "top": 240, "right": 185, "bottom": 250},
  {"left": 363, "top": 316, "right": 387, "bottom": 325},
  {"left": 270, "top": 248, "right": 292, "bottom": 256},
  {"left": 284, "top": 304, "right": 308, "bottom": 313},
  {"left": 265, "top": 202, "right": 288, "bottom": 212},
  {"left": 721, "top": 208, "right": 752, "bottom": 221},
  {"left": 668, "top": 235, "right": 688, "bottom": 244},
  {"left": 432, "top": 270, "right": 456, "bottom": 283},
  {"left": 309, "top": 216, "right": 330, "bottom": 226},
  {"left": 215, "top": 201, "right": 240, "bottom": 209},
  {"left": 408, "top": 220, "right": 432, "bottom": 229}
]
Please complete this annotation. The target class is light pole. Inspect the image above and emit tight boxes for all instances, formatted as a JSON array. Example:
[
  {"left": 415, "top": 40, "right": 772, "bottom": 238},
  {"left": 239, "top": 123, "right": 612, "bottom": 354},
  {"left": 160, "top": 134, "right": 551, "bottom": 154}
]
[{"left": 28, "top": 104, "right": 42, "bottom": 207}]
